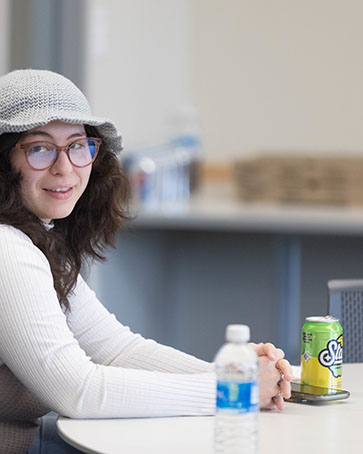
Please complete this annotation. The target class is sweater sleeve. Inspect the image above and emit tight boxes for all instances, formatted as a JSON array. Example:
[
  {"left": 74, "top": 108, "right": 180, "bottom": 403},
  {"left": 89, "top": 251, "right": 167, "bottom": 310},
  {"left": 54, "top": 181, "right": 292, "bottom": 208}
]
[
  {"left": 66, "top": 275, "right": 214, "bottom": 374},
  {"left": 0, "top": 225, "right": 216, "bottom": 418}
]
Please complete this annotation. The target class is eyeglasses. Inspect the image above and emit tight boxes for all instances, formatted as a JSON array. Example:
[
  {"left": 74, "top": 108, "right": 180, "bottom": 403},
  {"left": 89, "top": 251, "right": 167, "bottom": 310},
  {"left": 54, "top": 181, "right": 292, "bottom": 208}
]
[{"left": 13, "top": 137, "right": 102, "bottom": 170}]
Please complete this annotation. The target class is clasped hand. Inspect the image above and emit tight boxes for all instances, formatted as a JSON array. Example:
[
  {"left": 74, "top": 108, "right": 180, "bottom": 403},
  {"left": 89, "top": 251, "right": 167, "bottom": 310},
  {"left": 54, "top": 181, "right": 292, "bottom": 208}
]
[{"left": 249, "top": 342, "right": 292, "bottom": 410}]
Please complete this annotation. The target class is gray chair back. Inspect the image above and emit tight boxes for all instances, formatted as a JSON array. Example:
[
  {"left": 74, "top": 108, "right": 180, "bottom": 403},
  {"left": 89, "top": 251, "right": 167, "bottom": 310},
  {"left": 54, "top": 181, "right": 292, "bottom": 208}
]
[{"left": 328, "top": 279, "right": 363, "bottom": 363}]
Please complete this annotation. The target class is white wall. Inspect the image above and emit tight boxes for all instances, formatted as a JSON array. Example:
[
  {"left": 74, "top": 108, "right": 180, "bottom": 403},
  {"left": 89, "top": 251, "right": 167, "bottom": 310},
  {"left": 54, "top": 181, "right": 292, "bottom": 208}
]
[
  {"left": 191, "top": 0, "right": 363, "bottom": 160},
  {"left": 85, "top": 1, "right": 363, "bottom": 160},
  {"left": 0, "top": 0, "right": 9, "bottom": 75},
  {"left": 84, "top": 0, "right": 191, "bottom": 148}
]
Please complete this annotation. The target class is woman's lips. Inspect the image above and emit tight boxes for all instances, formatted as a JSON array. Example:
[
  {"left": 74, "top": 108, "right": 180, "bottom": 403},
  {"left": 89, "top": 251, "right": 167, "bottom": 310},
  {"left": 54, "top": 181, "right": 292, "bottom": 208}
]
[{"left": 44, "top": 187, "right": 74, "bottom": 200}]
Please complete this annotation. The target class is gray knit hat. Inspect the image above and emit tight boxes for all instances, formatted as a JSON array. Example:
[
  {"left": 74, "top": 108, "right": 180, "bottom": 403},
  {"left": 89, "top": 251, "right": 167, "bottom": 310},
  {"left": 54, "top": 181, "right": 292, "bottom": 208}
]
[{"left": 0, "top": 69, "right": 122, "bottom": 154}]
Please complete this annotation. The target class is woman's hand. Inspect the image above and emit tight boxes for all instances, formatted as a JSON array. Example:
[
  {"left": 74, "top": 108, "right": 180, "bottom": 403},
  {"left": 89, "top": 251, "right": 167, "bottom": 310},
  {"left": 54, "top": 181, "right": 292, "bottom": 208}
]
[{"left": 249, "top": 342, "right": 292, "bottom": 410}]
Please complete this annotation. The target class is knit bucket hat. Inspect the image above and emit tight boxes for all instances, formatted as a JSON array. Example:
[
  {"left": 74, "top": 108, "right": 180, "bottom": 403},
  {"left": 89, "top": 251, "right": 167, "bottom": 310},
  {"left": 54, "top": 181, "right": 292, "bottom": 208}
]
[{"left": 0, "top": 69, "right": 122, "bottom": 154}]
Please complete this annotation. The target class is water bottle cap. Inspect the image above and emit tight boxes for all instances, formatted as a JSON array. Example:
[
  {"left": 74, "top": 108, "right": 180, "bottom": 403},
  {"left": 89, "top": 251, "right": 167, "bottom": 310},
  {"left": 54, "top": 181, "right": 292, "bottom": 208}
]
[{"left": 225, "top": 324, "right": 250, "bottom": 342}]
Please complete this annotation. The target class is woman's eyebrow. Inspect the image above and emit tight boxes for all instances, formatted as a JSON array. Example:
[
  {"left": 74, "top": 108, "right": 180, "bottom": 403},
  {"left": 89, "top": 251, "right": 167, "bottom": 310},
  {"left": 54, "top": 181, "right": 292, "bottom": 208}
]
[
  {"left": 22, "top": 130, "right": 86, "bottom": 140},
  {"left": 67, "top": 132, "right": 86, "bottom": 139},
  {"left": 22, "top": 131, "right": 52, "bottom": 139}
]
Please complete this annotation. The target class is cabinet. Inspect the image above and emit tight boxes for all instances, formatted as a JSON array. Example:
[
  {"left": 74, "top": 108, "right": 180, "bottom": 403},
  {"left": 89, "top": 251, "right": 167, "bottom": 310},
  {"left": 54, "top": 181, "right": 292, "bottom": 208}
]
[{"left": 87, "top": 185, "right": 363, "bottom": 364}]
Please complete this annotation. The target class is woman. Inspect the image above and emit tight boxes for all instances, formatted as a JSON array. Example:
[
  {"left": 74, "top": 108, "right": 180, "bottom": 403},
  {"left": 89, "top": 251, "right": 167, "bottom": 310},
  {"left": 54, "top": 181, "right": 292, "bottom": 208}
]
[{"left": 0, "top": 69, "right": 292, "bottom": 454}]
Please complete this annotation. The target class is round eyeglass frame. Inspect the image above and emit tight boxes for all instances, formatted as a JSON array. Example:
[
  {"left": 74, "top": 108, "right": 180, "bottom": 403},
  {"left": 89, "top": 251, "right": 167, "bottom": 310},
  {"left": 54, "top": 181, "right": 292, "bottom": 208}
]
[{"left": 13, "top": 136, "right": 103, "bottom": 171}]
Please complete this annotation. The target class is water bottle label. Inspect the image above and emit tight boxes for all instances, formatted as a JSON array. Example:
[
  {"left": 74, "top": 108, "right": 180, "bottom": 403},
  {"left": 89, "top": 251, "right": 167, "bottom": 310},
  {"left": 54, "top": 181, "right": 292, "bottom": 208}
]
[{"left": 216, "top": 381, "right": 259, "bottom": 413}]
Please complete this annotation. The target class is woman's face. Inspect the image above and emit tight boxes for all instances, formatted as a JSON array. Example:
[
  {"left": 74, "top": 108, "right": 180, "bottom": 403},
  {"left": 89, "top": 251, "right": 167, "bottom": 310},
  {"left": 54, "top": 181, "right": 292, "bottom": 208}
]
[{"left": 10, "top": 120, "right": 92, "bottom": 223}]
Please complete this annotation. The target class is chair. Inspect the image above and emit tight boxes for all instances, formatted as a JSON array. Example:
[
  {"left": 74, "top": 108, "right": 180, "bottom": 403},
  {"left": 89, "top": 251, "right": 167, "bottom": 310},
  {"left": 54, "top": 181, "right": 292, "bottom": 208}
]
[{"left": 327, "top": 279, "right": 363, "bottom": 363}]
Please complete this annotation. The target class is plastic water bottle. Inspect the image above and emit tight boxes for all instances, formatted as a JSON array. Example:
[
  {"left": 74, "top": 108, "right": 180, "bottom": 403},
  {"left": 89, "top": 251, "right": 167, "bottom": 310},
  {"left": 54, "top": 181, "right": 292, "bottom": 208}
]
[
  {"left": 214, "top": 324, "right": 259, "bottom": 454},
  {"left": 168, "top": 104, "right": 203, "bottom": 193}
]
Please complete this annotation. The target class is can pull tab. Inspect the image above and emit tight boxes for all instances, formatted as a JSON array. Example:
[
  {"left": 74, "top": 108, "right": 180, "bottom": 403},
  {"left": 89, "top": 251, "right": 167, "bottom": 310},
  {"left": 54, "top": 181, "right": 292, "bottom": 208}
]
[{"left": 325, "top": 315, "right": 339, "bottom": 322}]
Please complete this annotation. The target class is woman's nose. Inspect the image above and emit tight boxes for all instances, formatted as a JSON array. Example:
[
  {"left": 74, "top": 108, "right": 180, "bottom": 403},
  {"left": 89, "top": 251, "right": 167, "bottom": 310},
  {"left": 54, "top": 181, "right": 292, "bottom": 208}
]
[{"left": 49, "top": 149, "right": 73, "bottom": 175}]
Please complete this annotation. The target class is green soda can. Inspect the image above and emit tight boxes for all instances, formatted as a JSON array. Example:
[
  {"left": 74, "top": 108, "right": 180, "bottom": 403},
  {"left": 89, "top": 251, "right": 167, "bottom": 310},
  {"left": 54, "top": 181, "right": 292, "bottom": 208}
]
[{"left": 301, "top": 316, "right": 343, "bottom": 389}]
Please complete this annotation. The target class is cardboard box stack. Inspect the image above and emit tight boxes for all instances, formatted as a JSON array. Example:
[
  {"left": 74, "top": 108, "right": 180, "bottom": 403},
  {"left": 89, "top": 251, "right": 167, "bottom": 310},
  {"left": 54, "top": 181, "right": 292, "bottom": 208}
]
[{"left": 234, "top": 153, "right": 363, "bottom": 206}]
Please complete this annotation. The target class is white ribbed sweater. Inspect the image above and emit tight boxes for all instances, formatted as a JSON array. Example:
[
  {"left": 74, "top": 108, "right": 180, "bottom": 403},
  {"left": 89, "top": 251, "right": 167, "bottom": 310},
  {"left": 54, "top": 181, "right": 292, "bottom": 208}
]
[{"left": 0, "top": 224, "right": 216, "bottom": 419}]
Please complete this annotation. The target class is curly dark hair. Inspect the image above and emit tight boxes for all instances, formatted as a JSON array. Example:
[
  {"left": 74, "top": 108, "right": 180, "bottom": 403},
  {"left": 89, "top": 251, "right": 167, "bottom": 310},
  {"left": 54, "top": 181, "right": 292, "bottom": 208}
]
[{"left": 0, "top": 125, "right": 131, "bottom": 310}]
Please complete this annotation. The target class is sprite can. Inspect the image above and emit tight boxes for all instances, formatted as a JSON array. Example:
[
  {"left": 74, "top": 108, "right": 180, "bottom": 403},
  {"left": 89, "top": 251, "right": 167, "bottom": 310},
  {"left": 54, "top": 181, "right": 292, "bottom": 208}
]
[{"left": 301, "top": 316, "right": 343, "bottom": 389}]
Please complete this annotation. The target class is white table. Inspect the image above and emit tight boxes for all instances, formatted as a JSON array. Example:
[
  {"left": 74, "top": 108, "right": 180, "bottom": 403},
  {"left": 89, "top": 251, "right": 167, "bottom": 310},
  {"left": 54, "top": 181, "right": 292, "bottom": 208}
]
[{"left": 57, "top": 363, "right": 362, "bottom": 454}]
